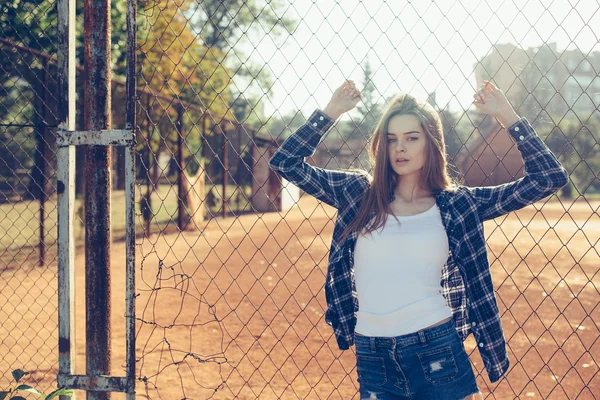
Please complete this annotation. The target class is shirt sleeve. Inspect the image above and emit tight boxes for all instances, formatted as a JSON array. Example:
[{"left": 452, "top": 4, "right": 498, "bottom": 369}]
[
  {"left": 462, "top": 117, "right": 569, "bottom": 222},
  {"left": 268, "top": 109, "right": 369, "bottom": 210}
]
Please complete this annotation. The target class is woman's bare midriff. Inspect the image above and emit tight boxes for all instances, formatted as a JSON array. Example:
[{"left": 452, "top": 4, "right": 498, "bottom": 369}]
[
  {"left": 426, "top": 316, "right": 452, "bottom": 328},
  {"left": 355, "top": 316, "right": 454, "bottom": 338}
]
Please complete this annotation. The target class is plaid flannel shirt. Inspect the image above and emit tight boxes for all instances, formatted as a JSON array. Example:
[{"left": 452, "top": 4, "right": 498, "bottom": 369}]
[{"left": 268, "top": 108, "right": 569, "bottom": 383}]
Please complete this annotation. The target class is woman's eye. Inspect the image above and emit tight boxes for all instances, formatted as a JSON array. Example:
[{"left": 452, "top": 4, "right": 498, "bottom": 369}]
[{"left": 409, "top": 137, "right": 418, "bottom": 141}]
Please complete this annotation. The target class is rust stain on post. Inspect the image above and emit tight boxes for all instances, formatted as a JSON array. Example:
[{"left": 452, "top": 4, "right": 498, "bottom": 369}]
[
  {"left": 125, "top": 0, "right": 137, "bottom": 396},
  {"left": 57, "top": 129, "right": 133, "bottom": 147},
  {"left": 57, "top": 375, "right": 129, "bottom": 392},
  {"left": 84, "top": 0, "right": 112, "bottom": 396}
]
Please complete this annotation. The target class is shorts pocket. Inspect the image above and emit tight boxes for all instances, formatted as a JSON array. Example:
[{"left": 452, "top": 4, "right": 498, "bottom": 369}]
[
  {"left": 417, "top": 345, "right": 458, "bottom": 385},
  {"left": 356, "top": 354, "right": 387, "bottom": 386}
]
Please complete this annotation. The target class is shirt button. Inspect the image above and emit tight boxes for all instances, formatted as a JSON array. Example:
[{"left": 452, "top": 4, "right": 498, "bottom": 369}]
[
  {"left": 519, "top": 135, "right": 524, "bottom": 140},
  {"left": 312, "top": 122, "right": 318, "bottom": 127},
  {"left": 471, "top": 321, "right": 476, "bottom": 327},
  {"left": 479, "top": 342, "right": 484, "bottom": 347},
  {"left": 319, "top": 116, "right": 324, "bottom": 120},
  {"left": 514, "top": 126, "right": 520, "bottom": 131}
]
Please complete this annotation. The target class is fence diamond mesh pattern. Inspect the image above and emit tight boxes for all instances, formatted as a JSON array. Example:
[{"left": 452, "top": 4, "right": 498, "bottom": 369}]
[
  {"left": 0, "top": 0, "right": 61, "bottom": 395},
  {"left": 1, "top": 0, "right": 599, "bottom": 399}
]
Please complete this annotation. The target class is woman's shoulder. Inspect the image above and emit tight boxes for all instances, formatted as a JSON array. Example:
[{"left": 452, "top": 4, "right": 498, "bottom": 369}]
[
  {"left": 435, "top": 183, "right": 462, "bottom": 196},
  {"left": 339, "top": 168, "right": 372, "bottom": 184},
  {"left": 434, "top": 184, "right": 467, "bottom": 208},
  {"left": 441, "top": 185, "right": 488, "bottom": 209}
]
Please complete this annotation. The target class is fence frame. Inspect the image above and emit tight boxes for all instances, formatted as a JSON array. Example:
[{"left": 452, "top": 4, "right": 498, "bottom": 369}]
[{"left": 56, "top": 0, "right": 137, "bottom": 396}]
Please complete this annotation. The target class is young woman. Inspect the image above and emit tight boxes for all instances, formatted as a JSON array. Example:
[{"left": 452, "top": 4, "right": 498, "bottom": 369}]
[{"left": 269, "top": 80, "right": 568, "bottom": 399}]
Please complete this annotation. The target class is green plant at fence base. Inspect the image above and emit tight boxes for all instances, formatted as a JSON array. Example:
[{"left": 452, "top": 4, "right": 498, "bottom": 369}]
[{"left": 0, "top": 369, "right": 73, "bottom": 400}]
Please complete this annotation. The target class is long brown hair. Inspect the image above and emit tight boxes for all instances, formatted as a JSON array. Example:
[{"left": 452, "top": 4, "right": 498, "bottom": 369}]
[{"left": 339, "top": 93, "right": 459, "bottom": 243}]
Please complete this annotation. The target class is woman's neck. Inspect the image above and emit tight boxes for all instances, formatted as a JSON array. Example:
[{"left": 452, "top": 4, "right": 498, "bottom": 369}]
[{"left": 393, "top": 186, "right": 433, "bottom": 202}]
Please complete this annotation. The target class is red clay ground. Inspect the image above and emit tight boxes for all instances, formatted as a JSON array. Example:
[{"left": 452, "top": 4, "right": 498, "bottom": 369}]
[{"left": 1, "top": 194, "right": 599, "bottom": 399}]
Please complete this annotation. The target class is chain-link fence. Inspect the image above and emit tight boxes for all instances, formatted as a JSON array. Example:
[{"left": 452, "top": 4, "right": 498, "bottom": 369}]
[
  {"left": 0, "top": 0, "right": 62, "bottom": 390},
  {"left": 2, "top": 0, "right": 599, "bottom": 399}
]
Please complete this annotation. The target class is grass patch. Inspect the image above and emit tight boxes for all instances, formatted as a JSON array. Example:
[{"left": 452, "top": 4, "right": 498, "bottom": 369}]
[{"left": 0, "top": 183, "right": 253, "bottom": 253}]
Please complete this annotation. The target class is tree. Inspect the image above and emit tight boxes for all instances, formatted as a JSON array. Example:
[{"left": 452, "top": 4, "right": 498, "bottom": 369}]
[
  {"left": 438, "top": 106, "right": 463, "bottom": 165},
  {"left": 1, "top": 0, "right": 58, "bottom": 199},
  {"left": 0, "top": 76, "right": 37, "bottom": 195},
  {"left": 260, "top": 109, "right": 306, "bottom": 141},
  {"left": 545, "top": 115, "right": 600, "bottom": 198},
  {"left": 136, "top": 0, "right": 235, "bottom": 181},
  {"left": 0, "top": 0, "right": 129, "bottom": 199},
  {"left": 185, "top": 0, "right": 296, "bottom": 99},
  {"left": 349, "top": 57, "right": 382, "bottom": 141}
]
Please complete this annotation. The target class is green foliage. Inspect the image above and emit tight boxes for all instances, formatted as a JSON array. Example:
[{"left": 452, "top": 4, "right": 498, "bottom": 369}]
[
  {"left": 0, "top": 80, "right": 37, "bottom": 193},
  {"left": 542, "top": 113, "right": 600, "bottom": 197},
  {"left": 0, "top": 0, "right": 129, "bottom": 198},
  {"left": 0, "top": 369, "right": 73, "bottom": 400},
  {"left": 259, "top": 110, "right": 307, "bottom": 141},
  {"left": 136, "top": 0, "right": 237, "bottom": 180},
  {"left": 437, "top": 107, "right": 464, "bottom": 182},
  {"left": 11, "top": 370, "right": 27, "bottom": 383},
  {"left": 184, "top": 0, "right": 296, "bottom": 99},
  {"left": 352, "top": 58, "right": 383, "bottom": 140}
]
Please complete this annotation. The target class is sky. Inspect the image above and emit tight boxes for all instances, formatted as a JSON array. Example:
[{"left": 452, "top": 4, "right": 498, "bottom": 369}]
[{"left": 234, "top": 0, "right": 600, "bottom": 120}]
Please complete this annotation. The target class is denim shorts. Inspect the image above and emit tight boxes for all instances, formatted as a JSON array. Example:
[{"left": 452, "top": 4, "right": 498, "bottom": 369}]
[{"left": 354, "top": 318, "right": 481, "bottom": 399}]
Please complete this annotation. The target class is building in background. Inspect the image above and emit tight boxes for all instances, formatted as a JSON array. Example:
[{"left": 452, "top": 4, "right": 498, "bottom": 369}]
[{"left": 457, "top": 42, "right": 600, "bottom": 186}]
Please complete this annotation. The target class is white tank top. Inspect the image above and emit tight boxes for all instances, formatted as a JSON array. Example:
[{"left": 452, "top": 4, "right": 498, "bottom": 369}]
[{"left": 353, "top": 203, "right": 453, "bottom": 337}]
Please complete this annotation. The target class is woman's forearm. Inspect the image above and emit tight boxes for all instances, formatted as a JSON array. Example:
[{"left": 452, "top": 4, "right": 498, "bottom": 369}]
[
  {"left": 322, "top": 104, "right": 344, "bottom": 121},
  {"left": 496, "top": 107, "right": 521, "bottom": 129}
]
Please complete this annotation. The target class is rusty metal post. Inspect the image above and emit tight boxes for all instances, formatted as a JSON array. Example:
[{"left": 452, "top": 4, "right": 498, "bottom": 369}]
[
  {"left": 222, "top": 122, "right": 228, "bottom": 219},
  {"left": 177, "top": 104, "right": 186, "bottom": 230},
  {"left": 125, "top": 0, "right": 137, "bottom": 396},
  {"left": 84, "top": 0, "right": 112, "bottom": 396},
  {"left": 57, "top": 0, "right": 135, "bottom": 394},
  {"left": 56, "top": 0, "right": 76, "bottom": 397}
]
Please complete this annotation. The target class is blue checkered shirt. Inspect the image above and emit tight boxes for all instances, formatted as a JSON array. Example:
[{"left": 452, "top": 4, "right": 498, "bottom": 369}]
[{"left": 268, "top": 109, "right": 569, "bottom": 383}]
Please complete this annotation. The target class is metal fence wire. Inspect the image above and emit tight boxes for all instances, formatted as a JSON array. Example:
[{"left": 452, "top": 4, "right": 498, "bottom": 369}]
[{"left": 1, "top": 0, "right": 599, "bottom": 399}]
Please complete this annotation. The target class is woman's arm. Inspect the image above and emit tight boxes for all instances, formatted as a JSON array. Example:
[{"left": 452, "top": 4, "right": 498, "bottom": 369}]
[
  {"left": 465, "top": 81, "right": 569, "bottom": 221},
  {"left": 269, "top": 80, "right": 367, "bottom": 210}
]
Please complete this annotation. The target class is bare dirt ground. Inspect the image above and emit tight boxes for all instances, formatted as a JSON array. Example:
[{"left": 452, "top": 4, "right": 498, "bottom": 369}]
[{"left": 1, "top": 194, "right": 598, "bottom": 399}]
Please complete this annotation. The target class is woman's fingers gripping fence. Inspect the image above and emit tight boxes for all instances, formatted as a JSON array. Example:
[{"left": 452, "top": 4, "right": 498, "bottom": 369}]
[
  {"left": 482, "top": 79, "right": 497, "bottom": 91},
  {"left": 472, "top": 79, "right": 498, "bottom": 105},
  {"left": 343, "top": 80, "right": 361, "bottom": 99}
]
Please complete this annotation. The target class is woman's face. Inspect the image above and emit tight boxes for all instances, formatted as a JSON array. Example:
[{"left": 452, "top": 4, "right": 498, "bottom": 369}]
[{"left": 386, "top": 114, "right": 427, "bottom": 177}]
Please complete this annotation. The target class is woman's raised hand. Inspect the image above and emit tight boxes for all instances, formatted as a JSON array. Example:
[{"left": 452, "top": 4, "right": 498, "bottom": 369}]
[
  {"left": 323, "top": 80, "right": 362, "bottom": 120},
  {"left": 472, "top": 80, "right": 520, "bottom": 128}
]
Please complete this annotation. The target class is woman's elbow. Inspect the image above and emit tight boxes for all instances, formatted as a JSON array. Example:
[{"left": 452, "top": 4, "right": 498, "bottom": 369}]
[
  {"left": 555, "top": 167, "right": 569, "bottom": 189},
  {"left": 543, "top": 167, "right": 569, "bottom": 190},
  {"left": 268, "top": 152, "right": 283, "bottom": 171}
]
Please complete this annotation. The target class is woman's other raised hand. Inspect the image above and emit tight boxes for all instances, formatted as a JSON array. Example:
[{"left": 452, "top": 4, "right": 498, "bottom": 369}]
[
  {"left": 472, "top": 80, "right": 520, "bottom": 128},
  {"left": 323, "top": 80, "right": 362, "bottom": 120}
]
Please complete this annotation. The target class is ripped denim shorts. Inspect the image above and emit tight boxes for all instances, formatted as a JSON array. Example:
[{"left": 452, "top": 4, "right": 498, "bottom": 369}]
[{"left": 354, "top": 318, "right": 482, "bottom": 400}]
